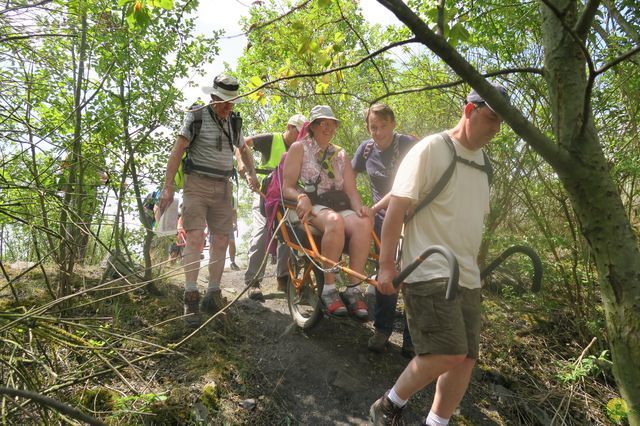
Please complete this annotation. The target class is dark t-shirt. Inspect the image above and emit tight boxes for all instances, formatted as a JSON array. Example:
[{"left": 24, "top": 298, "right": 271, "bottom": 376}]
[
  {"left": 250, "top": 133, "right": 275, "bottom": 166},
  {"left": 352, "top": 133, "right": 417, "bottom": 224}
]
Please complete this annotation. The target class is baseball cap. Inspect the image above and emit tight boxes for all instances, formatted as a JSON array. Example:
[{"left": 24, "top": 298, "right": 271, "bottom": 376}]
[
  {"left": 287, "top": 113, "right": 307, "bottom": 131},
  {"left": 466, "top": 83, "right": 509, "bottom": 112}
]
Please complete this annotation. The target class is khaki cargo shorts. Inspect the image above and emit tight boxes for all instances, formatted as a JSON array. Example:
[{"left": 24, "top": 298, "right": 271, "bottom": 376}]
[
  {"left": 404, "top": 278, "right": 482, "bottom": 359},
  {"left": 182, "top": 173, "right": 233, "bottom": 235}
]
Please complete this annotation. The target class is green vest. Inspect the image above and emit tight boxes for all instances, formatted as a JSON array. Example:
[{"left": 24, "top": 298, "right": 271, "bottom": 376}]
[{"left": 263, "top": 133, "right": 286, "bottom": 170}]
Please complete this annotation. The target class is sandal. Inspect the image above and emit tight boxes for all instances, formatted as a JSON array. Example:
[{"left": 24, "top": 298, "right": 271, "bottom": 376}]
[{"left": 320, "top": 289, "right": 347, "bottom": 316}]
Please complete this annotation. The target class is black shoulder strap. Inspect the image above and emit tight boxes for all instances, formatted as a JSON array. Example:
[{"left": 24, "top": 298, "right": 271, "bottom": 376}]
[
  {"left": 406, "top": 132, "right": 493, "bottom": 223},
  {"left": 188, "top": 106, "right": 203, "bottom": 150},
  {"left": 405, "top": 132, "right": 456, "bottom": 223}
]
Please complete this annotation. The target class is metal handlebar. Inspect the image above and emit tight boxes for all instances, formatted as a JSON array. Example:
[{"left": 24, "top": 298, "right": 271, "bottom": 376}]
[
  {"left": 480, "top": 245, "right": 543, "bottom": 292},
  {"left": 392, "top": 245, "right": 459, "bottom": 301}
]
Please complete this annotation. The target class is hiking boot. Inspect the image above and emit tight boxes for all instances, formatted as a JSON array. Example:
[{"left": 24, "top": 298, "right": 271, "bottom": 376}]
[
  {"left": 183, "top": 290, "right": 201, "bottom": 327},
  {"left": 248, "top": 285, "right": 265, "bottom": 302},
  {"left": 201, "top": 289, "right": 224, "bottom": 315},
  {"left": 230, "top": 262, "right": 240, "bottom": 271},
  {"left": 342, "top": 289, "right": 369, "bottom": 320},
  {"left": 368, "top": 330, "right": 390, "bottom": 353},
  {"left": 321, "top": 289, "right": 347, "bottom": 316},
  {"left": 369, "top": 393, "right": 405, "bottom": 425},
  {"left": 277, "top": 276, "right": 288, "bottom": 292},
  {"left": 401, "top": 343, "right": 416, "bottom": 359}
]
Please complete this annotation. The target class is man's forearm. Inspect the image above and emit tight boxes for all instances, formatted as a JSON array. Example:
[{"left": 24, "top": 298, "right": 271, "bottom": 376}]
[
  {"left": 239, "top": 145, "right": 256, "bottom": 175},
  {"left": 379, "top": 196, "right": 410, "bottom": 265}
]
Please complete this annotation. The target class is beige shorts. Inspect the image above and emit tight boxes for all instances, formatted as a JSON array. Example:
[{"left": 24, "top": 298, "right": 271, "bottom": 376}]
[
  {"left": 404, "top": 279, "right": 482, "bottom": 359},
  {"left": 285, "top": 204, "right": 356, "bottom": 225},
  {"left": 182, "top": 173, "right": 233, "bottom": 235}
]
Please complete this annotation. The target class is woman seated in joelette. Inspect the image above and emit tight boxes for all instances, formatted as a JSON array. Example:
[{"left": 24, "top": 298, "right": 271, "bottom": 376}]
[{"left": 282, "top": 105, "right": 372, "bottom": 319}]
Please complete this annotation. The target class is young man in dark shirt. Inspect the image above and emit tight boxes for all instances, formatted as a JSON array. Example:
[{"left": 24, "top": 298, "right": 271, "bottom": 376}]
[{"left": 352, "top": 104, "right": 417, "bottom": 354}]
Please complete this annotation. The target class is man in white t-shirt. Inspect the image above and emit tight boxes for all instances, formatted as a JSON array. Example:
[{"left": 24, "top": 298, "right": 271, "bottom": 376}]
[{"left": 369, "top": 83, "right": 509, "bottom": 426}]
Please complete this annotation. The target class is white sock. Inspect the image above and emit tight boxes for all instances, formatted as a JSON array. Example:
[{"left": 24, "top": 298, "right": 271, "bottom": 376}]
[
  {"left": 185, "top": 282, "right": 198, "bottom": 292},
  {"left": 387, "top": 387, "right": 407, "bottom": 407},
  {"left": 322, "top": 283, "right": 336, "bottom": 295},
  {"left": 345, "top": 286, "right": 361, "bottom": 295},
  {"left": 367, "top": 284, "right": 376, "bottom": 295},
  {"left": 425, "top": 411, "right": 449, "bottom": 426},
  {"left": 207, "top": 282, "right": 220, "bottom": 292}
]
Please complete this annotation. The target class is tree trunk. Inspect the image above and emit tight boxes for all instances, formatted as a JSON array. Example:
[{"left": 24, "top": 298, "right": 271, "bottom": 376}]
[{"left": 541, "top": 2, "right": 640, "bottom": 421}]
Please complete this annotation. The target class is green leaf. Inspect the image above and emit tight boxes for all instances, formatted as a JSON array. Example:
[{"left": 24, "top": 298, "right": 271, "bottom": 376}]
[
  {"left": 297, "top": 39, "right": 311, "bottom": 55},
  {"left": 318, "top": 0, "right": 331, "bottom": 8},
  {"left": 152, "top": 0, "right": 174, "bottom": 9},
  {"left": 118, "top": 0, "right": 129, "bottom": 6},
  {"left": 249, "top": 76, "right": 263, "bottom": 87},
  {"left": 448, "top": 22, "right": 470, "bottom": 47}
]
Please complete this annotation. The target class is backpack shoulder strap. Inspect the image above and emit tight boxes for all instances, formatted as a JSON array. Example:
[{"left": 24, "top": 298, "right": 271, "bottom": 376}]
[
  {"left": 362, "top": 140, "right": 375, "bottom": 160},
  {"left": 188, "top": 105, "right": 204, "bottom": 149},
  {"left": 482, "top": 150, "right": 493, "bottom": 186},
  {"left": 405, "top": 132, "right": 456, "bottom": 223}
]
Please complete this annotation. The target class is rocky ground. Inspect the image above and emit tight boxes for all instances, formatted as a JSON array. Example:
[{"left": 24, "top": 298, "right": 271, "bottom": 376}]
[{"left": 168, "top": 262, "right": 510, "bottom": 425}]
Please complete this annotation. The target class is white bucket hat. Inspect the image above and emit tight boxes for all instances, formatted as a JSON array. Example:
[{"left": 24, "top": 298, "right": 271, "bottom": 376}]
[
  {"left": 309, "top": 105, "right": 340, "bottom": 124},
  {"left": 202, "top": 74, "right": 242, "bottom": 103}
]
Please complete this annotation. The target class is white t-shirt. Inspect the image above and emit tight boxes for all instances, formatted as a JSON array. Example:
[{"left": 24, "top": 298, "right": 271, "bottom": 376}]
[{"left": 391, "top": 133, "right": 490, "bottom": 289}]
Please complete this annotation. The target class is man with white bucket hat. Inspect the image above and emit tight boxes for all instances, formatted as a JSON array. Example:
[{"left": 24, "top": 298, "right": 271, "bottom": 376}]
[{"left": 159, "top": 73, "right": 259, "bottom": 327}]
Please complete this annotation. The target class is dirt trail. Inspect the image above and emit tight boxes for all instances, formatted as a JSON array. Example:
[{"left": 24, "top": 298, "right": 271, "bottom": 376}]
[{"left": 193, "top": 263, "right": 503, "bottom": 425}]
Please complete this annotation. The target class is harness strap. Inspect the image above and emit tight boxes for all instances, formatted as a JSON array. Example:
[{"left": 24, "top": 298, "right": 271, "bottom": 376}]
[{"left": 405, "top": 132, "right": 492, "bottom": 223}]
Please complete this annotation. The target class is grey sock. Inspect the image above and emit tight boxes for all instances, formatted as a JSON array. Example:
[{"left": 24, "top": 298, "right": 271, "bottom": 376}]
[
  {"left": 185, "top": 282, "right": 198, "bottom": 292},
  {"left": 207, "top": 282, "right": 220, "bottom": 293}
]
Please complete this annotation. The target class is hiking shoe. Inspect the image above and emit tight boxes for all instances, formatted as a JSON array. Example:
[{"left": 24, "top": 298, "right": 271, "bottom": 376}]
[
  {"left": 248, "top": 286, "right": 265, "bottom": 302},
  {"left": 230, "top": 262, "right": 240, "bottom": 271},
  {"left": 277, "top": 276, "right": 288, "bottom": 292},
  {"left": 321, "top": 289, "right": 347, "bottom": 316},
  {"left": 342, "top": 290, "right": 369, "bottom": 320},
  {"left": 183, "top": 290, "right": 201, "bottom": 327},
  {"left": 401, "top": 343, "right": 416, "bottom": 359},
  {"left": 368, "top": 330, "right": 390, "bottom": 353},
  {"left": 369, "top": 393, "right": 405, "bottom": 425},
  {"left": 201, "top": 289, "right": 224, "bottom": 315}
]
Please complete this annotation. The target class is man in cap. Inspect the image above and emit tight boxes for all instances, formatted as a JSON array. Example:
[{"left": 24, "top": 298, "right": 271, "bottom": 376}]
[
  {"left": 239, "top": 113, "right": 307, "bottom": 301},
  {"left": 369, "top": 83, "right": 509, "bottom": 426},
  {"left": 159, "top": 73, "right": 259, "bottom": 327}
]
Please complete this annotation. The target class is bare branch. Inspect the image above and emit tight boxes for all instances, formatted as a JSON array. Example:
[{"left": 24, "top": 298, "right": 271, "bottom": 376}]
[
  {"left": 229, "top": 37, "right": 417, "bottom": 103},
  {"left": 0, "top": 386, "right": 106, "bottom": 426},
  {"left": 370, "top": 67, "right": 545, "bottom": 104},
  {"left": 0, "top": 33, "right": 75, "bottom": 44},
  {"left": 375, "top": 0, "right": 569, "bottom": 170},
  {"left": 336, "top": 0, "right": 389, "bottom": 93},
  {"left": 595, "top": 45, "right": 640, "bottom": 75},
  {"left": 0, "top": 0, "right": 52, "bottom": 15},
  {"left": 575, "top": 0, "right": 601, "bottom": 40},
  {"left": 225, "top": 0, "right": 312, "bottom": 39}
]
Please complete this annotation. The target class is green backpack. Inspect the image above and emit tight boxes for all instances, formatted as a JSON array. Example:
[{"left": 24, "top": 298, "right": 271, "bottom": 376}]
[{"left": 174, "top": 103, "right": 204, "bottom": 189}]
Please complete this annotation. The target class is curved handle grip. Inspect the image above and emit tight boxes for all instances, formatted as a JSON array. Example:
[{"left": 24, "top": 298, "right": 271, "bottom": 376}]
[
  {"left": 480, "top": 245, "right": 542, "bottom": 292},
  {"left": 392, "top": 245, "right": 459, "bottom": 301}
]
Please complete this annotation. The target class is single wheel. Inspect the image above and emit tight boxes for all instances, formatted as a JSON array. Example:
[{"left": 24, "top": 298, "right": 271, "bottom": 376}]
[{"left": 287, "top": 252, "right": 323, "bottom": 329}]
